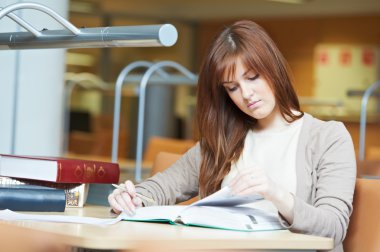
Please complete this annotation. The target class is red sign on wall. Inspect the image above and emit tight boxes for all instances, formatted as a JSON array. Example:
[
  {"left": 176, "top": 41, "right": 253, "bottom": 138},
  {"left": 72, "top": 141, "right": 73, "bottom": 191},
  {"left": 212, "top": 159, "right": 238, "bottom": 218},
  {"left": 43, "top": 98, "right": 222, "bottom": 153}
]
[
  {"left": 318, "top": 50, "right": 329, "bottom": 65},
  {"left": 339, "top": 49, "right": 352, "bottom": 66},
  {"left": 362, "top": 48, "right": 375, "bottom": 66}
]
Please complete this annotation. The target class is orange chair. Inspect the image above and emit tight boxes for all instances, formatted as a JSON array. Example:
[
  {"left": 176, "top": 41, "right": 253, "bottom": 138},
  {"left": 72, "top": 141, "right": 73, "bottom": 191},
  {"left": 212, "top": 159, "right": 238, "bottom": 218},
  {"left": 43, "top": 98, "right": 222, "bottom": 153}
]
[
  {"left": 143, "top": 136, "right": 196, "bottom": 162},
  {"left": 344, "top": 178, "right": 380, "bottom": 252},
  {"left": 357, "top": 160, "right": 380, "bottom": 177},
  {"left": 152, "top": 152, "right": 198, "bottom": 205},
  {"left": 151, "top": 152, "right": 183, "bottom": 175}
]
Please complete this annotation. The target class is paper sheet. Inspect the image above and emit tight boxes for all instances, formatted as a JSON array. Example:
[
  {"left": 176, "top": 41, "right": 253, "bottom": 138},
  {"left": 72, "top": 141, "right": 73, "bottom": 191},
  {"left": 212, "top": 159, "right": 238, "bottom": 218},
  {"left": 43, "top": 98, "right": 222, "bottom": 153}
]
[
  {"left": 192, "top": 186, "right": 263, "bottom": 207},
  {"left": 0, "top": 209, "right": 122, "bottom": 226}
]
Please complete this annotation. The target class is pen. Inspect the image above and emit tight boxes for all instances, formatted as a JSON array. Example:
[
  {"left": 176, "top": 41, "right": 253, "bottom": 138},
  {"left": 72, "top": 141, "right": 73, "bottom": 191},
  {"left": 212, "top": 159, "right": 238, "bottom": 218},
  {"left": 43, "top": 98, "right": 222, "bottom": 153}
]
[{"left": 112, "top": 184, "right": 155, "bottom": 204}]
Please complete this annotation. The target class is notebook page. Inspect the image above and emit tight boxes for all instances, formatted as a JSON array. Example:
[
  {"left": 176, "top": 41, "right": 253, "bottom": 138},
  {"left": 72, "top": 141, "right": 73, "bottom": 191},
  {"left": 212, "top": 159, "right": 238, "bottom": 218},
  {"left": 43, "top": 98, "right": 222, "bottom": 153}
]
[
  {"left": 191, "top": 186, "right": 263, "bottom": 207},
  {"left": 121, "top": 205, "right": 187, "bottom": 222}
]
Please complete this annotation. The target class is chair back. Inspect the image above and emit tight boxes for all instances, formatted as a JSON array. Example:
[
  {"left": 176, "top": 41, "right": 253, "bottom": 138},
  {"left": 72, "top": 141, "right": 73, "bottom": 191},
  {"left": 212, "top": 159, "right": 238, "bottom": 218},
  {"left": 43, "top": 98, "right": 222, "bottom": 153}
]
[
  {"left": 151, "top": 152, "right": 182, "bottom": 175},
  {"left": 144, "top": 136, "right": 195, "bottom": 162},
  {"left": 344, "top": 178, "right": 380, "bottom": 252}
]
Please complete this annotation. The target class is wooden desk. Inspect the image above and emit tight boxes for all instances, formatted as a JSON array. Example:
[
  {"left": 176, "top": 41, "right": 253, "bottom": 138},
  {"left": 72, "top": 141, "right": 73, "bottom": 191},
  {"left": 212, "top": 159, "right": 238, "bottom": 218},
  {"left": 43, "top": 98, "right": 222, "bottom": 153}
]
[{"left": 1, "top": 205, "right": 334, "bottom": 251}]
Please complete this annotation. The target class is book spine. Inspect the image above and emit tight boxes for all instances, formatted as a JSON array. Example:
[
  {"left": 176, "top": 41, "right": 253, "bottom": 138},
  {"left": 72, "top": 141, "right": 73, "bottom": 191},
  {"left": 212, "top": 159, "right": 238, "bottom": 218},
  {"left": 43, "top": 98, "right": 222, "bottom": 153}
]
[
  {"left": 56, "top": 160, "right": 120, "bottom": 184},
  {"left": 0, "top": 177, "right": 88, "bottom": 207},
  {"left": 65, "top": 183, "right": 89, "bottom": 208},
  {"left": 0, "top": 186, "right": 66, "bottom": 212}
]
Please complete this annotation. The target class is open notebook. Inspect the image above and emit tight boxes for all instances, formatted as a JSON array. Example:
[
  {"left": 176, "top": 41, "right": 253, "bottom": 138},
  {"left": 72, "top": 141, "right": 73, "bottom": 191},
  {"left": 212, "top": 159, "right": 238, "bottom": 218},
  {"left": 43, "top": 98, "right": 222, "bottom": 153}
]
[
  {"left": 121, "top": 186, "right": 284, "bottom": 232},
  {"left": 0, "top": 187, "right": 283, "bottom": 231}
]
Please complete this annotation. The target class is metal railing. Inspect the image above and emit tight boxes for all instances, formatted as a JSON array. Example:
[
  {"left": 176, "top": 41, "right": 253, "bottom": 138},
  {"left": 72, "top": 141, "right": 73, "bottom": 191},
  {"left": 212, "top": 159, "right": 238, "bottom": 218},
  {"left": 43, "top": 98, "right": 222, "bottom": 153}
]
[{"left": 111, "top": 61, "right": 198, "bottom": 182}]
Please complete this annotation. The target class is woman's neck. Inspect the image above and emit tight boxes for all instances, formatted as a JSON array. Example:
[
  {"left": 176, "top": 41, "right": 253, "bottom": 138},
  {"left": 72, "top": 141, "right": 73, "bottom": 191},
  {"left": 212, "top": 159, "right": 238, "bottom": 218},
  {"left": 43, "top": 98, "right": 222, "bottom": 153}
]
[{"left": 255, "top": 109, "right": 291, "bottom": 133}]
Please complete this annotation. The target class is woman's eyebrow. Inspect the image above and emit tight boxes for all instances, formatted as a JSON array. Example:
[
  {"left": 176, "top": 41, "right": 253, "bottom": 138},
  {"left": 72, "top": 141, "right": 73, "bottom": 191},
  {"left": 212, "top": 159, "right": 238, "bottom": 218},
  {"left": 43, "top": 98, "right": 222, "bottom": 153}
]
[
  {"left": 243, "top": 69, "right": 254, "bottom": 76},
  {"left": 221, "top": 80, "right": 234, "bottom": 85},
  {"left": 220, "top": 69, "right": 253, "bottom": 85}
]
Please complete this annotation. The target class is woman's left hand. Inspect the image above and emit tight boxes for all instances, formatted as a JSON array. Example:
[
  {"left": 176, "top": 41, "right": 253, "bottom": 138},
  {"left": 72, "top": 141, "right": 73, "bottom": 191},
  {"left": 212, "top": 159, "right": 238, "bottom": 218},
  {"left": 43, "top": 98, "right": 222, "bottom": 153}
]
[
  {"left": 228, "top": 164, "right": 295, "bottom": 224},
  {"left": 228, "top": 165, "right": 280, "bottom": 201}
]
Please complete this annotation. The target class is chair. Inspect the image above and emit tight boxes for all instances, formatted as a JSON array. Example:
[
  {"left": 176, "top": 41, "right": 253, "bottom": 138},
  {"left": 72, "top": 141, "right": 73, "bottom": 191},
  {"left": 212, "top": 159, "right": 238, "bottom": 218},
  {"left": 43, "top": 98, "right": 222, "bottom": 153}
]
[
  {"left": 151, "top": 152, "right": 183, "bottom": 175},
  {"left": 367, "top": 146, "right": 380, "bottom": 160},
  {"left": 356, "top": 160, "right": 380, "bottom": 177},
  {"left": 143, "top": 136, "right": 196, "bottom": 162},
  {"left": 343, "top": 178, "right": 380, "bottom": 252},
  {"left": 152, "top": 152, "right": 198, "bottom": 205}
]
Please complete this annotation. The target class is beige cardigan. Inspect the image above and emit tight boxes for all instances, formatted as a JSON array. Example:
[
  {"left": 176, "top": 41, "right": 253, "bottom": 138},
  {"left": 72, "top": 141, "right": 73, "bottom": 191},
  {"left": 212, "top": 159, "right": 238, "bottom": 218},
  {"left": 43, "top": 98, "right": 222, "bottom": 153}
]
[{"left": 136, "top": 113, "right": 357, "bottom": 252}]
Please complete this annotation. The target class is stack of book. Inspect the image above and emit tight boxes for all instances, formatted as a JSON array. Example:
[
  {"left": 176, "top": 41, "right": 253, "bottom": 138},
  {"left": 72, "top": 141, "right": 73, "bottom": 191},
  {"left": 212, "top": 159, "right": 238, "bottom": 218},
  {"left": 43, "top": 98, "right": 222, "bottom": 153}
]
[{"left": 0, "top": 154, "right": 120, "bottom": 212}]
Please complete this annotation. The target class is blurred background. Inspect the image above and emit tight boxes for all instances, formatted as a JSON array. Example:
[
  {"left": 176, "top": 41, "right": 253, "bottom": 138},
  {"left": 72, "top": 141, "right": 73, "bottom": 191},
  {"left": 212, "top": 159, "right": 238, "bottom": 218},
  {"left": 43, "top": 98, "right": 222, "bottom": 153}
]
[
  {"left": 1, "top": 0, "right": 380, "bottom": 181},
  {"left": 68, "top": 0, "right": 380, "bottom": 160}
]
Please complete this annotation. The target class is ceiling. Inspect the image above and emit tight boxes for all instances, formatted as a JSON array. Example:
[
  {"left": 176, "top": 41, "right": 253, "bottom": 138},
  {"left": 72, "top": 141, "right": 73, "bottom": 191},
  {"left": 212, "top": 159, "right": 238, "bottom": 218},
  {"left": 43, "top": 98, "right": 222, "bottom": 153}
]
[{"left": 70, "top": 0, "right": 380, "bottom": 22}]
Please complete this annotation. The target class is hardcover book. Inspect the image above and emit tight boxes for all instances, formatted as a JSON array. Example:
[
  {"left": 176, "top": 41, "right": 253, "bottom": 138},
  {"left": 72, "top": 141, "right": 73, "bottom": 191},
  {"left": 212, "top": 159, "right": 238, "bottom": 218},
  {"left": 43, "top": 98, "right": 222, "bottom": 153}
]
[
  {"left": 0, "top": 176, "right": 89, "bottom": 208},
  {"left": 0, "top": 184, "right": 66, "bottom": 212},
  {"left": 0, "top": 154, "right": 120, "bottom": 184}
]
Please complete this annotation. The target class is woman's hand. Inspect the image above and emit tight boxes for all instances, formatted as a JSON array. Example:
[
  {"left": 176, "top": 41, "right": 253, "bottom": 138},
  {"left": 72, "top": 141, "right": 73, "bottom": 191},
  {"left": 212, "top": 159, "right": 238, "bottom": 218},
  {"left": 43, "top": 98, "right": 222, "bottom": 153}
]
[
  {"left": 108, "top": 180, "right": 142, "bottom": 215},
  {"left": 229, "top": 165, "right": 295, "bottom": 224},
  {"left": 229, "top": 165, "right": 279, "bottom": 200}
]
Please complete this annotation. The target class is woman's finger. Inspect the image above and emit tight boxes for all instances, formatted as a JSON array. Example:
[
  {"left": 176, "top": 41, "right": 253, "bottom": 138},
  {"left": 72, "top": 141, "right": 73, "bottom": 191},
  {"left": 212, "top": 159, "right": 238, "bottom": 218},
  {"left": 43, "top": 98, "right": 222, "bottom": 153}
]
[
  {"left": 125, "top": 180, "right": 136, "bottom": 197},
  {"left": 115, "top": 193, "right": 135, "bottom": 215},
  {"left": 231, "top": 177, "right": 262, "bottom": 195},
  {"left": 123, "top": 180, "right": 142, "bottom": 207},
  {"left": 133, "top": 196, "right": 143, "bottom": 207},
  {"left": 108, "top": 194, "right": 123, "bottom": 214},
  {"left": 235, "top": 186, "right": 259, "bottom": 196},
  {"left": 230, "top": 170, "right": 268, "bottom": 195}
]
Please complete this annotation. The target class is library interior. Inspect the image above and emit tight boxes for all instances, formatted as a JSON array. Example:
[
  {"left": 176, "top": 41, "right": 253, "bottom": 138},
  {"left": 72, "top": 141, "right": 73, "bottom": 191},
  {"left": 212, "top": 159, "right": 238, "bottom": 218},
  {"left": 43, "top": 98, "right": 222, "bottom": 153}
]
[{"left": 0, "top": 0, "right": 380, "bottom": 251}]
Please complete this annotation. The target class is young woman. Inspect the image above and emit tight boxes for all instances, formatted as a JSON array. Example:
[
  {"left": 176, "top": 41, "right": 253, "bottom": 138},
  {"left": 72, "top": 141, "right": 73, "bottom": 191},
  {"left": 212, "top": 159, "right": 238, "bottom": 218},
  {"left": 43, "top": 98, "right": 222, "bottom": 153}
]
[{"left": 109, "top": 20, "right": 356, "bottom": 251}]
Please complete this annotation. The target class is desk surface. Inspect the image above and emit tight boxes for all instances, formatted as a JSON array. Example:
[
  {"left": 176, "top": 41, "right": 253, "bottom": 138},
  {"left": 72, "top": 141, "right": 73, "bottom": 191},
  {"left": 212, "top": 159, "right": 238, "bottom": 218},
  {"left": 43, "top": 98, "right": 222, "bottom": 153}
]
[{"left": 1, "top": 205, "right": 334, "bottom": 251}]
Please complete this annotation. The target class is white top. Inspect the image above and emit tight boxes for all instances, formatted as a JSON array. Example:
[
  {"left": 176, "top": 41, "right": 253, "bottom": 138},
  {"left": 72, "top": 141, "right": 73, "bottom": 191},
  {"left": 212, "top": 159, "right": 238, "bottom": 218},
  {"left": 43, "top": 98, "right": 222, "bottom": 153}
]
[{"left": 221, "top": 117, "right": 304, "bottom": 213}]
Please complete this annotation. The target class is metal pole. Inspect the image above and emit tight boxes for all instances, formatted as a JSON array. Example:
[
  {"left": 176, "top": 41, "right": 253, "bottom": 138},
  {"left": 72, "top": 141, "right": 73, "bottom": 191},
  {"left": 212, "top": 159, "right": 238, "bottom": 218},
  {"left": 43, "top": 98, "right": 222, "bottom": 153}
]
[
  {"left": 359, "top": 81, "right": 380, "bottom": 161},
  {"left": 0, "top": 3, "right": 177, "bottom": 49},
  {"left": 134, "top": 61, "right": 197, "bottom": 182},
  {"left": 111, "top": 61, "right": 170, "bottom": 163}
]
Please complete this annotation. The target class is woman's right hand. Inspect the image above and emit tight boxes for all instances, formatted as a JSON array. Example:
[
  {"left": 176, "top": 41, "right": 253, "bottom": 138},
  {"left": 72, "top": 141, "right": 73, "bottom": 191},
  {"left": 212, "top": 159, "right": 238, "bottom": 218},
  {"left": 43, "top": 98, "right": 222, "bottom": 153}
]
[{"left": 108, "top": 180, "right": 142, "bottom": 215}]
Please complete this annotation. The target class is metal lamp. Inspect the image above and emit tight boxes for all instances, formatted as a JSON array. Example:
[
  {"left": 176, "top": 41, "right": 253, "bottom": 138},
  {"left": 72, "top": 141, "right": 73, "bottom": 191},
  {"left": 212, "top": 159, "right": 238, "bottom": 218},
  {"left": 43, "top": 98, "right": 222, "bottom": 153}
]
[{"left": 0, "top": 2, "right": 178, "bottom": 50}]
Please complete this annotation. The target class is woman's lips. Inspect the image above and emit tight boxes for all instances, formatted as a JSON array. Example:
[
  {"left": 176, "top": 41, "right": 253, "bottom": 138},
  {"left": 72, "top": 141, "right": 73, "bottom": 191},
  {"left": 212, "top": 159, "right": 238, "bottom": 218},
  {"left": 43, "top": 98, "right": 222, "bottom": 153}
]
[{"left": 247, "top": 100, "right": 260, "bottom": 108}]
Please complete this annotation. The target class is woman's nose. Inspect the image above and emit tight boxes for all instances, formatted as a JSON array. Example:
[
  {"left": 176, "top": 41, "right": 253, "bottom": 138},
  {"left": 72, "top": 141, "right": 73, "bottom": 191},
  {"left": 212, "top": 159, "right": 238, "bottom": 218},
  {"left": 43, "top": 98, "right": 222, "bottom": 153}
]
[{"left": 241, "top": 83, "right": 253, "bottom": 99}]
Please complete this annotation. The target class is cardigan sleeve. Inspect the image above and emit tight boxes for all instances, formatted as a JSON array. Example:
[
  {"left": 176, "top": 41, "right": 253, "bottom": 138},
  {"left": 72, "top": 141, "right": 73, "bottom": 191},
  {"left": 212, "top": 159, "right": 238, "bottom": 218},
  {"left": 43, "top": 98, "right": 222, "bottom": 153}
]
[
  {"left": 280, "top": 121, "right": 356, "bottom": 246},
  {"left": 135, "top": 142, "right": 201, "bottom": 206}
]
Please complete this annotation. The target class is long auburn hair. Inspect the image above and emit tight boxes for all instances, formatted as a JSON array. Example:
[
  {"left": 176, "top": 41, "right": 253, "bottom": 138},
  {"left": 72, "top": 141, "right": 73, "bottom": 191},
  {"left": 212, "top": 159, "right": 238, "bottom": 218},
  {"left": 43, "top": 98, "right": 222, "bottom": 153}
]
[{"left": 196, "top": 20, "right": 303, "bottom": 198}]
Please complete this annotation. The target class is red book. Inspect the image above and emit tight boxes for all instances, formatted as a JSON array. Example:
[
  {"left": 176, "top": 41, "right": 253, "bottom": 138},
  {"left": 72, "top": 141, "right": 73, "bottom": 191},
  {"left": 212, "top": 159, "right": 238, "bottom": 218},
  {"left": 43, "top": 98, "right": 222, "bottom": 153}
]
[{"left": 0, "top": 154, "right": 120, "bottom": 184}]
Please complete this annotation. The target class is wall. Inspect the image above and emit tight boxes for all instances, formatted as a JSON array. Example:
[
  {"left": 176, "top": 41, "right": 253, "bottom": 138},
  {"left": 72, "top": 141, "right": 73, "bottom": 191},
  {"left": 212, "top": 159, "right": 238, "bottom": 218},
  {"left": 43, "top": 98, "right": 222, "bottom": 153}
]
[
  {"left": 0, "top": 0, "right": 68, "bottom": 156},
  {"left": 197, "top": 15, "right": 380, "bottom": 97}
]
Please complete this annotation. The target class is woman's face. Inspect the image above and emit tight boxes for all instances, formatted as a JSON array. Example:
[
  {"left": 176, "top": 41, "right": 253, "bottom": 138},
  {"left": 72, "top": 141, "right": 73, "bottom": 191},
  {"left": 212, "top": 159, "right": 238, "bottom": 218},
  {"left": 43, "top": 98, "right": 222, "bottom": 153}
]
[{"left": 221, "top": 58, "right": 278, "bottom": 122}]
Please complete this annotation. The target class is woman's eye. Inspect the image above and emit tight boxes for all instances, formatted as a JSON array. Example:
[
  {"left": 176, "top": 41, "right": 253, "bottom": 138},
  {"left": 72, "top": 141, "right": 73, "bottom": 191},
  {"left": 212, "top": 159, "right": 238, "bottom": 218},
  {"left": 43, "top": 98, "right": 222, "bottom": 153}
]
[
  {"left": 227, "top": 86, "right": 238, "bottom": 92},
  {"left": 248, "top": 74, "right": 260, "bottom": 81}
]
